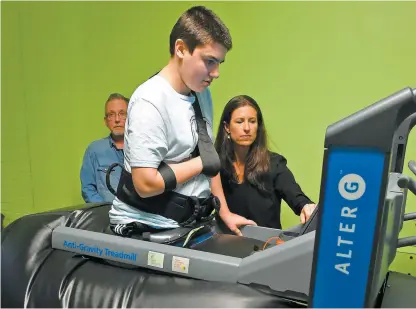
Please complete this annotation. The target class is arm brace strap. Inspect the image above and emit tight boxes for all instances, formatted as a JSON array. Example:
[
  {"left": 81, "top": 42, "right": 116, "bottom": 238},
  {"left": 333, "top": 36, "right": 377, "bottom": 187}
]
[{"left": 158, "top": 161, "right": 177, "bottom": 191}]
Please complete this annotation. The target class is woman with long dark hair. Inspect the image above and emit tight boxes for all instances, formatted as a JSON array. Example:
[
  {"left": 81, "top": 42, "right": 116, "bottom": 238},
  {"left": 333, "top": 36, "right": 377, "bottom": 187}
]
[{"left": 212, "top": 95, "right": 316, "bottom": 235}]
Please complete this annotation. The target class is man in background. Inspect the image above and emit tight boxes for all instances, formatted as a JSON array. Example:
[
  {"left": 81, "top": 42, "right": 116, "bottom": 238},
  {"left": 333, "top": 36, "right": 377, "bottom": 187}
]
[{"left": 80, "top": 93, "right": 129, "bottom": 203}]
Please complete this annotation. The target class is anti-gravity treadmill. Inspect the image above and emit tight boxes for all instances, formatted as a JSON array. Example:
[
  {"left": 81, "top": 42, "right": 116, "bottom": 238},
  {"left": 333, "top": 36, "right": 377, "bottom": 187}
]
[{"left": 2, "top": 87, "right": 416, "bottom": 308}]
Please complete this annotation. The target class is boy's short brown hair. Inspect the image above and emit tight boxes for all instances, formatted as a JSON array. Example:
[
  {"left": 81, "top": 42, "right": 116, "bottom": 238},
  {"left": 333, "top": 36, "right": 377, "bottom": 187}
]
[{"left": 169, "top": 6, "right": 232, "bottom": 56}]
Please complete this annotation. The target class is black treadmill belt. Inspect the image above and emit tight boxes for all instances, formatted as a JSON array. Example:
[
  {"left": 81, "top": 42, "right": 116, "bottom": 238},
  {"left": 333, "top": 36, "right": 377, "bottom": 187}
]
[{"left": 191, "top": 233, "right": 265, "bottom": 258}]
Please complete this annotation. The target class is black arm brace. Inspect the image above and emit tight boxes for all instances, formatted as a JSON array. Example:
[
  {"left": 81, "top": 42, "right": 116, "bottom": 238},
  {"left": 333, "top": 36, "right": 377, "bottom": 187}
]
[
  {"left": 106, "top": 162, "right": 177, "bottom": 196},
  {"left": 158, "top": 161, "right": 177, "bottom": 191}
]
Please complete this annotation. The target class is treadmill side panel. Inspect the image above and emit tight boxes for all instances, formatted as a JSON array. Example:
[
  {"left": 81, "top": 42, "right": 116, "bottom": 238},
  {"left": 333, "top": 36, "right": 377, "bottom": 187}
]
[{"left": 52, "top": 227, "right": 241, "bottom": 283}]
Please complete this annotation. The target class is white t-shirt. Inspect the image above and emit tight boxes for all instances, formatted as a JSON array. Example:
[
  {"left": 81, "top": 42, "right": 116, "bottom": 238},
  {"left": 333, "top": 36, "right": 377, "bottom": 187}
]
[{"left": 109, "top": 74, "right": 214, "bottom": 228}]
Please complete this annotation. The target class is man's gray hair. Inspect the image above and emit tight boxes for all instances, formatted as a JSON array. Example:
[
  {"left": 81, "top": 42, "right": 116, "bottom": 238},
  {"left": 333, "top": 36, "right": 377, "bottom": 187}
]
[{"left": 104, "top": 93, "right": 129, "bottom": 115}]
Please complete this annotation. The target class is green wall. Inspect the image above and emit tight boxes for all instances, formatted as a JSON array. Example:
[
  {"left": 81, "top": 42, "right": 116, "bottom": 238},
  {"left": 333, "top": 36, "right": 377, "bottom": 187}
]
[{"left": 2, "top": 1, "right": 416, "bottom": 273}]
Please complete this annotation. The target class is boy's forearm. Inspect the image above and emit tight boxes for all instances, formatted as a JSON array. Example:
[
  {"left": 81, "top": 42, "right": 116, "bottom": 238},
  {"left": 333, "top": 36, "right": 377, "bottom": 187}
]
[
  {"left": 132, "top": 157, "right": 203, "bottom": 198},
  {"left": 170, "top": 157, "right": 203, "bottom": 184}
]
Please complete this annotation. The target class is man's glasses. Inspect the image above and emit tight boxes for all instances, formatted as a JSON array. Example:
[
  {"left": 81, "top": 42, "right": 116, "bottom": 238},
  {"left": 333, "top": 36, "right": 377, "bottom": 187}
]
[{"left": 106, "top": 111, "right": 127, "bottom": 120}]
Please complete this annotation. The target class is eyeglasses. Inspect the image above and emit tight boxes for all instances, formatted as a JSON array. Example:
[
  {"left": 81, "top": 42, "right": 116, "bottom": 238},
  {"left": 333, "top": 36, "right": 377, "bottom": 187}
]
[{"left": 106, "top": 111, "right": 127, "bottom": 120}]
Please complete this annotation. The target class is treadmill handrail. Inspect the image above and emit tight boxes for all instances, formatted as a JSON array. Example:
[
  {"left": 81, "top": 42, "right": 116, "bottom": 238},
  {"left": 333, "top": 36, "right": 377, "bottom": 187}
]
[
  {"left": 390, "top": 114, "right": 416, "bottom": 172},
  {"left": 325, "top": 87, "right": 416, "bottom": 152}
]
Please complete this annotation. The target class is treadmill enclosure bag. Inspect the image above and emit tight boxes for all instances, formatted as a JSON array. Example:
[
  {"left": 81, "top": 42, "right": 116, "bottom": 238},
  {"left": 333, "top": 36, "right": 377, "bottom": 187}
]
[{"left": 1, "top": 203, "right": 299, "bottom": 308}]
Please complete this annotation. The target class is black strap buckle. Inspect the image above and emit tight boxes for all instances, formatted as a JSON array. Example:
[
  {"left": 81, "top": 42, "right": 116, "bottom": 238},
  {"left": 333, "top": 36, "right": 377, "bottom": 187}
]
[{"left": 179, "top": 195, "right": 221, "bottom": 227}]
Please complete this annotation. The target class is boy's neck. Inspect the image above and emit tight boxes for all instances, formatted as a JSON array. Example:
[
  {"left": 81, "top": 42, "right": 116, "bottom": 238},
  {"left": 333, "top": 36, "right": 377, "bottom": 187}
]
[{"left": 159, "top": 59, "right": 191, "bottom": 96}]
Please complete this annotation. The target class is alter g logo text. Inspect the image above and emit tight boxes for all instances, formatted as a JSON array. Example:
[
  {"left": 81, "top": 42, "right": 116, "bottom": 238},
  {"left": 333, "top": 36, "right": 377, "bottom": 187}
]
[{"left": 338, "top": 173, "right": 366, "bottom": 200}]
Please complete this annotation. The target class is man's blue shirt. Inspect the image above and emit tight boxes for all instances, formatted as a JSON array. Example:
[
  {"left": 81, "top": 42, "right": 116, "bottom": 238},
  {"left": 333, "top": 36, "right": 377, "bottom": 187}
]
[{"left": 80, "top": 135, "right": 124, "bottom": 203}]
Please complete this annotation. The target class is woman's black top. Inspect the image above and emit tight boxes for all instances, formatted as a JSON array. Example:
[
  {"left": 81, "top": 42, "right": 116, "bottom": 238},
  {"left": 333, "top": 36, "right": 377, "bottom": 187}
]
[{"left": 220, "top": 152, "right": 314, "bottom": 229}]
